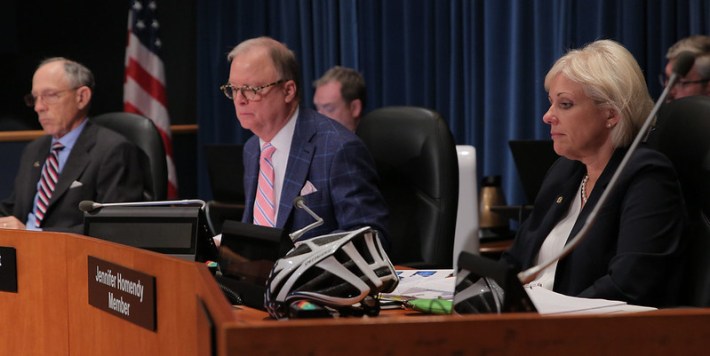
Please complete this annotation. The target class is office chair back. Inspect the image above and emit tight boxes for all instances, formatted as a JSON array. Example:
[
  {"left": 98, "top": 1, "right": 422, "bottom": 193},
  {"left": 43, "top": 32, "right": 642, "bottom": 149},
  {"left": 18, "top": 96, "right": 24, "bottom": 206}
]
[
  {"left": 92, "top": 112, "right": 168, "bottom": 201},
  {"left": 357, "top": 106, "right": 459, "bottom": 268},
  {"left": 647, "top": 96, "right": 710, "bottom": 307}
]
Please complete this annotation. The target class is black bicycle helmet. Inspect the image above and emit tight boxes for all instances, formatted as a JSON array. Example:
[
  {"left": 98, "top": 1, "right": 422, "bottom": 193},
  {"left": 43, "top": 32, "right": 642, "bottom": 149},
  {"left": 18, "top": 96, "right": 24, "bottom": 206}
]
[{"left": 264, "top": 226, "right": 399, "bottom": 319}]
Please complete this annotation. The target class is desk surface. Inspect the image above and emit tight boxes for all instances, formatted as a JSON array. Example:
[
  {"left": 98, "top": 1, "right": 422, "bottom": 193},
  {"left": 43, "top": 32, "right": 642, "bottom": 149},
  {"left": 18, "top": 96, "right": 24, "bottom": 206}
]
[
  {"left": 221, "top": 305, "right": 710, "bottom": 355},
  {"left": 4, "top": 228, "right": 708, "bottom": 356}
]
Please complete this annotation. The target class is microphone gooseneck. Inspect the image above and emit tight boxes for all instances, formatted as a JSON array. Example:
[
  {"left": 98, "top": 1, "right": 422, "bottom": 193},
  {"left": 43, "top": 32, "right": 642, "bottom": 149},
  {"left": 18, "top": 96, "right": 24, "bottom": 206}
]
[
  {"left": 288, "top": 196, "right": 324, "bottom": 242},
  {"left": 517, "top": 52, "right": 696, "bottom": 284},
  {"left": 78, "top": 199, "right": 207, "bottom": 213}
]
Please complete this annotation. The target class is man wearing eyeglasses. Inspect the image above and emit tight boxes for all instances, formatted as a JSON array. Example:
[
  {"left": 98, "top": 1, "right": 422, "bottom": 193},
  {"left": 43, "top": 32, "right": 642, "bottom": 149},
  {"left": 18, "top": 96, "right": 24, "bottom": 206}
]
[
  {"left": 663, "top": 35, "right": 710, "bottom": 101},
  {"left": 0, "top": 57, "right": 143, "bottom": 233},
  {"left": 313, "top": 66, "right": 366, "bottom": 133},
  {"left": 221, "top": 37, "right": 388, "bottom": 249}
]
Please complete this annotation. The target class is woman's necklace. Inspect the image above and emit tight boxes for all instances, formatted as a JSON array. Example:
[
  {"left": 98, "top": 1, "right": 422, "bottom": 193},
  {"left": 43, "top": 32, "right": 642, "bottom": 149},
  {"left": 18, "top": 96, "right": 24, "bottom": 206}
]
[{"left": 580, "top": 174, "right": 589, "bottom": 205}]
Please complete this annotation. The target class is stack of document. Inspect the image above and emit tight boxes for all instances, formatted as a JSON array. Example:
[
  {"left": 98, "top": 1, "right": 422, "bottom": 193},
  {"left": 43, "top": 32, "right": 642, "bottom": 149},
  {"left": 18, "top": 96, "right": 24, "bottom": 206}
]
[
  {"left": 382, "top": 270, "right": 455, "bottom": 301},
  {"left": 525, "top": 286, "right": 656, "bottom": 314}
]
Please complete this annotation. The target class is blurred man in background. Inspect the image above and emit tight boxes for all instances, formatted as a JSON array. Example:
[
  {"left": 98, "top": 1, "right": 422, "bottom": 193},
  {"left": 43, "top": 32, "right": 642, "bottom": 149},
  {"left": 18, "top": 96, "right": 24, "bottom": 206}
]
[
  {"left": 663, "top": 35, "right": 710, "bottom": 101},
  {"left": 313, "top": 66, "right": 366, "bottom": 132}
]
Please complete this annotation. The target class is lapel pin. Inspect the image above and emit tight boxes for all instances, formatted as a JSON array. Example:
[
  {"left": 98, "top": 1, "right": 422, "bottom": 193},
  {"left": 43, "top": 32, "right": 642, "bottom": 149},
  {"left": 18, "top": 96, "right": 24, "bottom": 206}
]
[
  {"left": 33, "top": 161, "right": 40, "bottom": 168},
  {"left": 556, "top": 196, "right": 564, "bottom": 204}
]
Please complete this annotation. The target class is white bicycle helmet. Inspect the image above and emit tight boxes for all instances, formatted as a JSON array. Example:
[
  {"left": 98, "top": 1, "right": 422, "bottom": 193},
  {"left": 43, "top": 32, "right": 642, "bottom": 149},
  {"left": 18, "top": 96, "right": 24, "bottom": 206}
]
[{"left": 264, "top": 226, "right": 399, "bottom": 319}]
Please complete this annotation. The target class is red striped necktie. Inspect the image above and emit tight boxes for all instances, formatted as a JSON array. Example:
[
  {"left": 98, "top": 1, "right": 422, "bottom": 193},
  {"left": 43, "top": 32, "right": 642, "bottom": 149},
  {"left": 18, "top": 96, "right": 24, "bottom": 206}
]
[
  {"left": 253, "top": 142, "right": 277, "bottom": 227},
  {"left": 35, "top": 142, "right": 64, "bottom": 227}
]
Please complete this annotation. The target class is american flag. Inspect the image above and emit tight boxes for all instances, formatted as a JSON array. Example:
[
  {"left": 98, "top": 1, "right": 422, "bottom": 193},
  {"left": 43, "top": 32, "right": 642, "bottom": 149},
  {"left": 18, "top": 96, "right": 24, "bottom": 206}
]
[{"left": 124, "top": 0, "right": 178, "bottom": 199}]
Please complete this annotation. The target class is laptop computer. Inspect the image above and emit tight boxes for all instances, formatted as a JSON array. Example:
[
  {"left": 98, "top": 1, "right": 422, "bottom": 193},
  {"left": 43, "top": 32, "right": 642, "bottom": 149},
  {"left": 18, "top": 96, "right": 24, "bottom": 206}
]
[{"left": 508, "top": 140, "right": 558, "bottom": 204}]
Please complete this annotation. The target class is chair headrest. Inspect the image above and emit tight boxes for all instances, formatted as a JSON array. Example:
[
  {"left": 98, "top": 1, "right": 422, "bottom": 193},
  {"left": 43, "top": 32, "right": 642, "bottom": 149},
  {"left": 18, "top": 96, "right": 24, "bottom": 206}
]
[{"left": 652, "top": 96, "right": 710, "bottom": 215}]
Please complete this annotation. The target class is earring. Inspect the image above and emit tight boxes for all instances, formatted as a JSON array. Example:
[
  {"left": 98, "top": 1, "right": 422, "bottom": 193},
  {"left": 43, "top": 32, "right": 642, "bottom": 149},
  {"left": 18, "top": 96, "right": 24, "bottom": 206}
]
[{"left": 606, "top": 123, "right": 612, "bottom": 128}]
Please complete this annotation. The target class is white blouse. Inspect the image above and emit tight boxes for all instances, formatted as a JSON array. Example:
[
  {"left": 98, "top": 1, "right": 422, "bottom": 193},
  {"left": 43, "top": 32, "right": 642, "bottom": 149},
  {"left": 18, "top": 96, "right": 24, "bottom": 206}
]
[{"left": 529, "top": 180, "right": 584, "bottom": 290}]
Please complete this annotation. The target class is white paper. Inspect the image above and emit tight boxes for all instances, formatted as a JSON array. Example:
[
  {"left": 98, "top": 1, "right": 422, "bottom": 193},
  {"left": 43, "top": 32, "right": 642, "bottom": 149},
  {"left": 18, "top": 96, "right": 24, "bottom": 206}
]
[
  {"left": 526, "top": 285, "right": 656, "bottom": 315},
  {"left": 381, "top": 269, "right": 455, "bottom": 300},
  {"left": 380, "top": 269, "right": 656, "bottom": 315}
]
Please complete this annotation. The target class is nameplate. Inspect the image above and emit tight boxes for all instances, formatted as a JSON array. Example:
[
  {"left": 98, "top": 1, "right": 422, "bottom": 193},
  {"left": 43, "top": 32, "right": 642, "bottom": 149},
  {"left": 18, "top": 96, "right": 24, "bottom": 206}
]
[
  {"left": 0, "top": 246, "right": 18, "bottom": 293},
  {"left": 87, "top": 256, "right": 156, "bottom": 331}
]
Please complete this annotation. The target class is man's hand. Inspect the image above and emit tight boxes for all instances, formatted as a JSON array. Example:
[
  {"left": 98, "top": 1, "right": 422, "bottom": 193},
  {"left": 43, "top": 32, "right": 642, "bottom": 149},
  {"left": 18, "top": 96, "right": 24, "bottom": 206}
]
[{"left": 0, "top": 216, "right": 26, "bottom": 230}]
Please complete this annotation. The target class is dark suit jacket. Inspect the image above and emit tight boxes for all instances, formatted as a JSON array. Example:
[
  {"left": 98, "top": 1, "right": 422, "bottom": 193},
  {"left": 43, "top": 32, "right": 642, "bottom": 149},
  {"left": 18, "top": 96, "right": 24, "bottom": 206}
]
[
  {"left": 242, "top": 108, "right": 389, "bottom": 247},
  {"left": 502, "top": 146, "right": 686, "bottom": 307},
  {"left": 0, "top": 121, "right": 144, "bottom": 234}
]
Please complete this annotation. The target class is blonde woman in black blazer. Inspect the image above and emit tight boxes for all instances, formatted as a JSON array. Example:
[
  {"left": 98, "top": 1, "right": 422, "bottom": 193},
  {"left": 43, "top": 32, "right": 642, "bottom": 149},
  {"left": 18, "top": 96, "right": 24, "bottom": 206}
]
[{"left": 502, "top": 40, "right": 686, "bottom": 308}]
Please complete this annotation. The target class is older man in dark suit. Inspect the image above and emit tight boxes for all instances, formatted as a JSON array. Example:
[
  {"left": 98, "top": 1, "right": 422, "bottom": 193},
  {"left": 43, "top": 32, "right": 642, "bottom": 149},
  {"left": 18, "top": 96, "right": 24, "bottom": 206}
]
[
  {"left": 0, "top": 57, "right": 143, "bottom": 233},
  {"left": 220, "top": 37, "right": 388, "bottom": 246}
]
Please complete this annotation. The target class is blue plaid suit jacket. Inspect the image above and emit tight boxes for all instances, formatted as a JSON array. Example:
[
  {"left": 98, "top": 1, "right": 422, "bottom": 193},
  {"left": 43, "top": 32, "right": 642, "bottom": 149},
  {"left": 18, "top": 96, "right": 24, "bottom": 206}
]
[{"left": 242, "top": 108, "right": 389, "bottom": 245}]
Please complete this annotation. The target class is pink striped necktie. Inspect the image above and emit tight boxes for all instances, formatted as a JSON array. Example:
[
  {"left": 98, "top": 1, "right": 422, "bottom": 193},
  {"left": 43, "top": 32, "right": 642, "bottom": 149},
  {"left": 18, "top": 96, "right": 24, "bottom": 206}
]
[
  {"left": 253, "top": 142, "right": 277, "bottom": 227},
  {"left": 35, "top": 141, "right": 64, "bottom": 227}
]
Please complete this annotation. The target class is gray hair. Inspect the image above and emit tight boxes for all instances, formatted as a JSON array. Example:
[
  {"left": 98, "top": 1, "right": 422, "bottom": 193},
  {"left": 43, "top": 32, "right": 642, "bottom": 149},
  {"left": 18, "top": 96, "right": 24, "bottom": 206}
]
[
  {"left": 39, "top": 57, "right": 95, "bottom": 91},
  {"left": 227, "top": 37, "right": 300, "bottom": 99}
]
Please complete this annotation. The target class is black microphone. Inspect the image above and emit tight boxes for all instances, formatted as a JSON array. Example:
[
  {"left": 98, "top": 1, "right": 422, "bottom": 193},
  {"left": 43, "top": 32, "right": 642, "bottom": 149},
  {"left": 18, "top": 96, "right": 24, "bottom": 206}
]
[
  {"left": 78, "top": 199, "right": 206, "bottom": 213},
  {"left": 288, "top": 196, "right": 324, "bottom": 242},
  {"left": 518, "top": 51, "right": 696, "bottom": 284}
]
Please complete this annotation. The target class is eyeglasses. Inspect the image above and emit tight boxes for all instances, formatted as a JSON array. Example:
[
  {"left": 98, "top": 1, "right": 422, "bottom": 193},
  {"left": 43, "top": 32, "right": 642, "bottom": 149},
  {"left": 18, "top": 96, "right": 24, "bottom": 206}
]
[
  {"left": 658, "top": 74, "right": 710, "bottom": 88},
  {"left": 219, "top": 80, "right": 285, "bottom": 101},
  {"left": 24, "top": 88, "right": 78, "bottom": 107}
]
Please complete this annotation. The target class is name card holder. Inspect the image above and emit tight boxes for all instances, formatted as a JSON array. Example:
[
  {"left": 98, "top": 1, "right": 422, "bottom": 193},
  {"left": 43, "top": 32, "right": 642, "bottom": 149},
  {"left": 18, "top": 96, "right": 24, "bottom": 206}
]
[
  {"left": 0, "top": 246, "right": 18, "bottom": 293},
  {"left": 88, "top": 256, "right": 157, "bottom": 331}
]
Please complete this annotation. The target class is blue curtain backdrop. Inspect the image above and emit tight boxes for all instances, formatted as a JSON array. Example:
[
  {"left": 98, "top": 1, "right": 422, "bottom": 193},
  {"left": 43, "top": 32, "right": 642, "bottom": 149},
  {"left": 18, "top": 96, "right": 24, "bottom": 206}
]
[{"left": 196, "top": 0, "right": 710, "bottom": 205}]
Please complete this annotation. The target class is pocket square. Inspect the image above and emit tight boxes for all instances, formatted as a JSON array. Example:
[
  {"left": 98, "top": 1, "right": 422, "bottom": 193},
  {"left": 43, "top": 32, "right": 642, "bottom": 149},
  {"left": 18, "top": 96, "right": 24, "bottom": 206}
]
[
  {"left": 70, "top": 180, "right": 83, "bottom": 189},
  {"left": 300, "top": 180, "right": 318, "bottom": 196}
]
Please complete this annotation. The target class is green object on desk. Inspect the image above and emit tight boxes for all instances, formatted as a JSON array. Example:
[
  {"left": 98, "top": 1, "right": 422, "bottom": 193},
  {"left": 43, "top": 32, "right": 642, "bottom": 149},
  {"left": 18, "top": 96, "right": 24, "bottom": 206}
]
[{"left": 406, "top": 298, "right": 453, "bottom": 314}]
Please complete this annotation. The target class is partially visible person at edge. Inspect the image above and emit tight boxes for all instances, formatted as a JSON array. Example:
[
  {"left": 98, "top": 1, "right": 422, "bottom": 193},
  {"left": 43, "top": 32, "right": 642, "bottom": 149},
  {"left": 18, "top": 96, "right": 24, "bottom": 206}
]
[
  {"left": 0, "top": 57, "right": 144, "bottom": 233},
  {"left": 663, "top": 35, "right": 710, "bottom": 101}
]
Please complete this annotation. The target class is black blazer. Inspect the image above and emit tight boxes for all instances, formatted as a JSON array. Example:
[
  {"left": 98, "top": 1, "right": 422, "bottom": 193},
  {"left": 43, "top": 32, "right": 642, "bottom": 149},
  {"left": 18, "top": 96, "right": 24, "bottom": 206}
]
[
  {"left": 0, "top": 121, "right": 144, "bottom": 234},
  {"left": 502, "top": 146, "right": 686, "bottom": 307}
]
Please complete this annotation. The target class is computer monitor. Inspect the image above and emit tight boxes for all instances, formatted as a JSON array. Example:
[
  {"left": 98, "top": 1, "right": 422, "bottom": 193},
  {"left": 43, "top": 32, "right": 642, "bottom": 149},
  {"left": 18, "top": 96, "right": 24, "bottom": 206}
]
[
  {"left": 508, "top": 140, "right": 558, "bottom": 204},
  {"left": 214, "top": 220, "right": 290, "bottom": 309},
  {"left": 83, "top": 205, "right": 218, "bottom": 262},
  {"left": 218, "top": 220, "right": 287, "bottom": 284}
]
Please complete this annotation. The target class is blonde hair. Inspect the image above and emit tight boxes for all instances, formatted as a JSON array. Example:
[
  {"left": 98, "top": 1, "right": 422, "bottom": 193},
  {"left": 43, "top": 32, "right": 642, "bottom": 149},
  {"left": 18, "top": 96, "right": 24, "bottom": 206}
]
[{"left": 544, "top": 40, "right": 653, "bottom": 147}]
